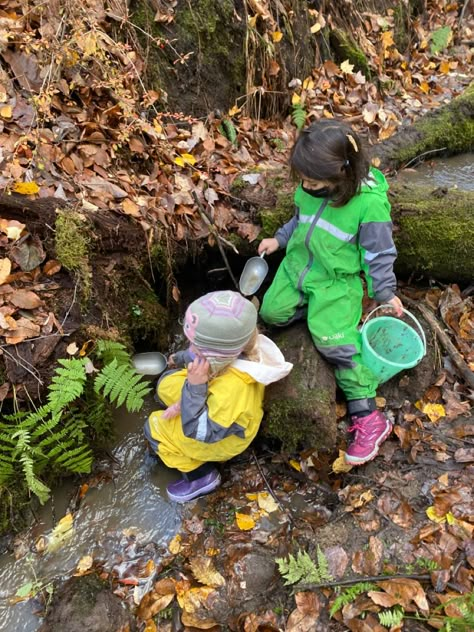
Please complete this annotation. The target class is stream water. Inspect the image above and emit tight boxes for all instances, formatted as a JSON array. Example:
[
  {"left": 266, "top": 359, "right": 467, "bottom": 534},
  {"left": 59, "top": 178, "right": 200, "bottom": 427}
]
[
  {"left": 0, "top": 153, "right": 472, "bottom": 631},
  {"left": 0, "top": 399, "right": 181, "bottom": 632}
]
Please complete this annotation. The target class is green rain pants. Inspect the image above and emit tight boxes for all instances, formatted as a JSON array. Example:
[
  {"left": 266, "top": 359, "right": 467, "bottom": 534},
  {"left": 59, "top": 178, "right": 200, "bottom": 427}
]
[{"left": 260, "top": 265, "right": 379, "bottom": 400}]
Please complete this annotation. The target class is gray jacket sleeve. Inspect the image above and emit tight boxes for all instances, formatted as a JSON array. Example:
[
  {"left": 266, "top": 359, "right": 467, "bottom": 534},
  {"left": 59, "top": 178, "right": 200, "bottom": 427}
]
[
  {"left": 180, "top": 382, "right": 246, "bottom": 443},
  {"left": 359, "top": 221, "right": 397, "bottom": 302},
  {"left": 172, "top": 349, "right": 195, "bottom": 367},
  {"left": 274, "top": 208, "right": 299, "bottom": 249}
]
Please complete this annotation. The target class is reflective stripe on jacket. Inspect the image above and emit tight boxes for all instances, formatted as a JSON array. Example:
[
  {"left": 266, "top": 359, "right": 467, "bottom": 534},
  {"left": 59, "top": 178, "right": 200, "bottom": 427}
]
[{"left": 275, "top": 168, "right": 397, "bottom": 303}]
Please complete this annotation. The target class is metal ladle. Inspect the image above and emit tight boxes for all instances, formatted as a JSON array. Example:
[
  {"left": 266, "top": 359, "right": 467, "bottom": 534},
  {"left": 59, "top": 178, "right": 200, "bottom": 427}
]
[
  {"left": 239, "top": 252, "right": 269, "bottom": 296},
  {"left": 132, "top": 351, "right": 168, "bottom": 376}
]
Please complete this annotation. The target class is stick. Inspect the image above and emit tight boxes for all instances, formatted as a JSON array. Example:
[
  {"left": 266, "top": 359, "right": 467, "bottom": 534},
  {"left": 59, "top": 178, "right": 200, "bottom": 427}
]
[
  {"left": 402, "top": 147, "right": 447, "bottom": 169},
  {"left": 401, "top": 294, "right": 474, "bottom": 389},
  {"left": 252, "top": 451, "right": 296, "bottom": 527},
  {"left": 192, "top": 191, "right": 239, "bottom": 289}
]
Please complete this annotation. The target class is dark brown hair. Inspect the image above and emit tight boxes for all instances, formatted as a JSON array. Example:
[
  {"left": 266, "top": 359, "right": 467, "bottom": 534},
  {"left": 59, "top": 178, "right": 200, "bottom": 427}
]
[{"left": 290, "top": 120, "right": 370, "bottom": 207}]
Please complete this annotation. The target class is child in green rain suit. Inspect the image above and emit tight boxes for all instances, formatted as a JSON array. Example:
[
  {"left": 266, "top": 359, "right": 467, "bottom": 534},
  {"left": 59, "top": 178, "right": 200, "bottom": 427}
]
[{"left": 258, "top": 120, "right": 404, "bottom": 466}]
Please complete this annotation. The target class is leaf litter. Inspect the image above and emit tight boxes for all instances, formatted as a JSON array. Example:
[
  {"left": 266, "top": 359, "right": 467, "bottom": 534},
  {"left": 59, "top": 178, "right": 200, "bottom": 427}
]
[{"left": 0, "top": 0, "right": 473, "bottom": 629}]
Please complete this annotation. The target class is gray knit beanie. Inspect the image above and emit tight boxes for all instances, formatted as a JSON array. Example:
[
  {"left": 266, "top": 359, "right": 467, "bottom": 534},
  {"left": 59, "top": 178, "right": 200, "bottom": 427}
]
[{"left": 183, "top": 290, "right": 257, "bottom": 356}]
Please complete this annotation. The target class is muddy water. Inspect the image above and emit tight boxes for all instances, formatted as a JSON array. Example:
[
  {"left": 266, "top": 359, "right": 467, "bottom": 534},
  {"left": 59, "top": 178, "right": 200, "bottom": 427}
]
[
  {"left": 0, "top": 399, "right": 181, "bottom": 632},
  {"left": 398, "top": 153, "right": 474, "bottom": 191}
]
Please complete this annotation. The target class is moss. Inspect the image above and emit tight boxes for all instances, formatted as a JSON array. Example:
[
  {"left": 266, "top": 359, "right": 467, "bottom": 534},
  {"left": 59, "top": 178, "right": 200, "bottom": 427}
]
[
  {"left": 127, "top": 289, "right": 169, "bottom": 347},
  {"left": 230, "top": 176, "right": 246, "bottom": 195},
  {"left": 391, "top": 185, "right": 474, "bottom": 283},
  {"left": 258, "top": 191, "right": 294, "bottom": 239},
  {"left": 329, "top": 29, "right": 371, "bottom": 78},
  {"left": 0, "top": 483, "right": 34, "bottom": 537},
  {"left": 265, "top": 399, "right": 306, "bottom": 452},
  {"left": 55, "top": 211, "right": 92, "bottom": 302},
  {"left": 391, "top": 83, "right": 474, "bottom": 165}
]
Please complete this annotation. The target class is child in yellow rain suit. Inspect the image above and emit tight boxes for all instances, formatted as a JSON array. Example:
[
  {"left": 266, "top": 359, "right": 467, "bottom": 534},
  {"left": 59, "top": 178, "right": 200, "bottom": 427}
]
[{"left": 145, "top": 290, "right": 292, "bottom": 503}]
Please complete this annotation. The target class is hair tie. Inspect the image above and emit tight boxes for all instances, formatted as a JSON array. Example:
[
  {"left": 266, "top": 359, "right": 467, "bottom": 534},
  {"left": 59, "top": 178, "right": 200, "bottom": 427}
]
[
  {"left": 341, "top": 158, "right": 350, "bottom": 172},
  {"left": 346, "top": 134, "right": 359, "bottom": 152}
]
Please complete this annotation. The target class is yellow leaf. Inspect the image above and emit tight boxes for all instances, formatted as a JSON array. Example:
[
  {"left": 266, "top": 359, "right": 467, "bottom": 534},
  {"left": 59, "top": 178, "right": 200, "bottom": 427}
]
[
  {"left": 291, "top": 93, "right": 301, "bottom": 105},
  {"left": 248, "top": 15, "right": 257, "bottom": 28},
  {"left": 13, "top": 181, "right": 40, "bottom": 195},
  {"left": 272, "top": 31, "right": 283, "bottom": 42},
  {"left": 47, "top": 513, "right": 74, "bottom": 553},
  {"left": 420, "top": 81, "right": 430, "bottom": 94},
  {"left": 153, "top": 119, "right": 163, "bottom": 134},
  {"left": 289, "top": 458, "right": 301, "bottom": 472},
  {"left": 144, "top": 621, "right": 157, "bottom": 632},
  {"left": 235, "top": 512, "right": 256, "bottom": 531},
  {"left": 332, "top": 450, "right": 353, "bottom": 473},
  {"left": 426, "top": 506, "right": 449, "bottom": 524},
  {"left": 122, "top": 198, "right": 140, "bottom": 217},
  {"left": 0, "top": 258, "right": 12, "bottom": 285},
  {"left": 439, "top": 60, "right": 450, "bottom": 74},
  {"left": 375, "top": 397, "right": 386, "bottom": 408},
  {"left": 371, "top": 157, "right": 381, "bottom": 168},
  {"left": 228, "top": 104, "right": 242, "bottom": 116},
  {"left": 381, "top": 30, "right": 394, "bottom": 50},
  {"left": 257, "top": 492, "right": 279, "bottom": 513},
  {"left": 0, "top": 105, "right": 12, "bottom": 118},
  {"left": 415, "top": 401, "right": 446, "bottom": 423},
  {"left": 246, "top": 493, "right": 258, "bottom": 501},
  {"left": 168, "top": 534, "right": 182, "bottom": 554},
  {"left": 310, "top": 23, "right": 321, "bottom": 34},
  {"left": 76, "top": 555, "right": 93, "bottom": 574},
  {"left": 302, "top": 77, "right": 314, "bottom": 90},
  {"left": 190, "top": 556, "right": 225, "bottom": 587},
  {"left": 6, "top": 224, "right": 24, "bottom": 240},
  {"left": 174, "top": 153, "right": 197, "bottom": 167},
  {"left": 340, "top": 59, "right": 354, "bottom": 74}
]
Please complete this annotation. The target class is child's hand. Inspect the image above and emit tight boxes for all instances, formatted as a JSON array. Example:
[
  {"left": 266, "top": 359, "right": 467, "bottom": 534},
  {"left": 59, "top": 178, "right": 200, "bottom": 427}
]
[
  {"left": 167, "top": 354, "right": 176, "bottom": 367},
  {"left": 187, "top": 357, "right": 210, "bottom": 385},
  {"left": 387, "top": 296, "right": 404, "bottom": 317},
  {"left": 258, "top": 238, "right": 279, "bottom": 256}
]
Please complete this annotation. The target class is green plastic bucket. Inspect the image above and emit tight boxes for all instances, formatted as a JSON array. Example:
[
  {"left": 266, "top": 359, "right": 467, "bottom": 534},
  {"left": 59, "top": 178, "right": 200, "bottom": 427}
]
[{"left": 361, "top": 306, "right": 426, "bottom": 384}]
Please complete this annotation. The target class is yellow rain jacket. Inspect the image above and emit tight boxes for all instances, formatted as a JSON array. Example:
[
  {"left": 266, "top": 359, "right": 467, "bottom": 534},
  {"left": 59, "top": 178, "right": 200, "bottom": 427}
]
[{"left": 147, "top": 335, "right": 292, "bottom": 472}]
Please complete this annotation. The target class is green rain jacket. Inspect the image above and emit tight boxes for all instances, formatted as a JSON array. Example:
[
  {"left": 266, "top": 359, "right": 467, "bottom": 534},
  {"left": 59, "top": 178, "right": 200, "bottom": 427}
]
[{"left": 275, "top": 168, "right": 397, "bottom": 302}]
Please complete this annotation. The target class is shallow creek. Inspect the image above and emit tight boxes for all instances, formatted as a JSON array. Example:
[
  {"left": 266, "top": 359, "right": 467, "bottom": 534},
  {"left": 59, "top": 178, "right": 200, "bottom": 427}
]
[
  {"left": 0, "top": 399, "right": 181, "bottom": 632},
  {"left": 0, "top": 153, "right": 471, "bottom": 631}
]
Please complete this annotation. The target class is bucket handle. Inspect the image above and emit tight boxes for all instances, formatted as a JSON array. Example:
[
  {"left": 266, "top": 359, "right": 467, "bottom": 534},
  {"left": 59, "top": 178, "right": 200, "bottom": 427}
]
[{"left": 361, "top": 304, "right": 427, "bottom": 357}]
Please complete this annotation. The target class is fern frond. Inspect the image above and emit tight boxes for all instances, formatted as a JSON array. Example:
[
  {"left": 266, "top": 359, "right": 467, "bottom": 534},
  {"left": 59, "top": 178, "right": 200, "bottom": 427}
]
[
  {"left": 95, "top": 340, "right": 131, "bottom": 366},
  {"left": 378, "top": 606, "right": 405, "bottom": 627},
  {"left": 291, "top": 103, "right": 307, "bottom": 130},
  {"left": 329, "top": 582, "right": 378, "bottom": 617},
  {"left": 276, "top": 548, "right": 333, "bottom": 586},
  {"left": 94, "top": 359, "right": 151, "bottom": 412},
  {"left": 47, "top": 358, "right": 87, "bottom": 409}
]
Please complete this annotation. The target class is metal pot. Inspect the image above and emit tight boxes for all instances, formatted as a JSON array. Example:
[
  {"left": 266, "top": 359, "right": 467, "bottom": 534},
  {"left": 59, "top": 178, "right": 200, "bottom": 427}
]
[{"left": 132, "top": 352, "right": 168, "bottom": 376}]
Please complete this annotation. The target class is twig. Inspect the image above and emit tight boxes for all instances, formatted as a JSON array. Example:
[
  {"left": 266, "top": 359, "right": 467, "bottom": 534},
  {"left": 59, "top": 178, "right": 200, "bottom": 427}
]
[
  {"left": 192, "top": 191, "right": 239, "bottom": 289},
  {"left": 402, "top": 147, "right": 447, "bottom": 169},
  {"left": 251, "top": 451, "right": 296, "bottom": 527},
  {"left": 401, "top": 294, "right": 474, "bottom": 389},
  {"left": 296, "top": 573, "right": 432, "bottom": 591},
  {"left": 1, "top": 347, "right": 43, "bottom": 386}
]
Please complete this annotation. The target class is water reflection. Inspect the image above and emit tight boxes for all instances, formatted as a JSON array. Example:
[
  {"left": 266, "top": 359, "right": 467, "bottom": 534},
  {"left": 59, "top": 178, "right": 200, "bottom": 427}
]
[
  {"left": 399, "top": 153, "right": 474, "bottom": 191},
  {"left": 0, "top": 401, "right": 181, "bottom": 632}
]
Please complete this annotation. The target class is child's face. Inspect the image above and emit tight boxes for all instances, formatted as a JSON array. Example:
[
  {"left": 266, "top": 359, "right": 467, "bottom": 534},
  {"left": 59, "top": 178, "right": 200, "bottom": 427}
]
[{"left": 300, "top": 175, "right": 332, "bottom": 190}]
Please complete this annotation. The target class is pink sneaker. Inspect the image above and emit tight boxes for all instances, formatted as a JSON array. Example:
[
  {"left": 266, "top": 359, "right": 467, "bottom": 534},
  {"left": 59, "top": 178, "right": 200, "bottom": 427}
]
[{"left": 345, "top": 410, "right": 392, "bottom": 465}]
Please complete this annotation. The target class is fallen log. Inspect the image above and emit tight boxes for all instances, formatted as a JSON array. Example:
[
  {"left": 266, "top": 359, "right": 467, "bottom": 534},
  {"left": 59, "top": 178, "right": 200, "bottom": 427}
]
[{"left": 375, "top": 82, "right": 474, "bottom": 171}]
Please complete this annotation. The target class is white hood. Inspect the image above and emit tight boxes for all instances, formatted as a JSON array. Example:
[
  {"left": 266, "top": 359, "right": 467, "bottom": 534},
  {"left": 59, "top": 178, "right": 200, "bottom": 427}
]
[{"left": 232, "top": 334, "right": 293, "bottom": 385}]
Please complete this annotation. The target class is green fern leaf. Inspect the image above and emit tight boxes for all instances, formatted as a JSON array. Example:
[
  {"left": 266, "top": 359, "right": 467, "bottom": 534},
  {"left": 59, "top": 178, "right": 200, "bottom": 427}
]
[
  {"left": 95, "top": 340, "right": 131, "bottom": 366},
  {"left": 277, "top": 548, "right": 333, "bottom": 586},
  {"left": 219, "top": 118, "right": 238, "bottom": 145},
  {"left": 378, "top": 606, "right": 405, "bottom": 627},
  {"left": 291, "top": 103, "right": 307, "bottom": 130},
  {"left": 330, "top": 582, "right": 378, "bottom": 617},
  {"left": 94, "top": 360, "right": 151, "bottom": 412},
  {"left": 48, "top": 358, "right": 87, "bottom": 409}
]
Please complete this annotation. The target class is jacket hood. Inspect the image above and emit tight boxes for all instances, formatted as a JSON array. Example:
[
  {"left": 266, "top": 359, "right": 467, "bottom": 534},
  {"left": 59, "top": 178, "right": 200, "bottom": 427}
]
[
  {"left": 360, "top": 167, "right": 389, "bottom": 195},
  {"left": 231, "top": 334, "right": 293, "bottom": 385}
]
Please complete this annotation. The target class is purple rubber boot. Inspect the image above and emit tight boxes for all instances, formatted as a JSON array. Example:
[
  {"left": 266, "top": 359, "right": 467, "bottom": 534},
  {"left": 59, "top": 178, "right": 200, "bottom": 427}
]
[
  {"left": 167, "top": 469, "right": 221, "bottom": 503},
  {"left": 345, "top": 410, "right": 392, "bottom": 465}
]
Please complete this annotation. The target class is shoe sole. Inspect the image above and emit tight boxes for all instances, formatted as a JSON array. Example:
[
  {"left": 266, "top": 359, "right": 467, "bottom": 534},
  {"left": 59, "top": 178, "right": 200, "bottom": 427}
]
[
  {"left": 167, "top": 474, "right": 221, "bottom": 503},
  {"left": 345, "top": 422, "right": 393, "bottom": 466}
]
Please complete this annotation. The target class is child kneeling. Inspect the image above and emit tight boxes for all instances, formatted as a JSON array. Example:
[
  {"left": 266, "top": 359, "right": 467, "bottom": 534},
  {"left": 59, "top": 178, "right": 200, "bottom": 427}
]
[{"left": 144, "top": 290, "right": 292, "bottom": 503}]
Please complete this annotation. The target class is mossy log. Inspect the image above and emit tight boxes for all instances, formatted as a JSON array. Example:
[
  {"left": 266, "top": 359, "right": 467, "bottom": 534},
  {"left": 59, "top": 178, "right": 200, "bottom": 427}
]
[{"left": 375, "top": 82, "right": 474, "bottom": 170}]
